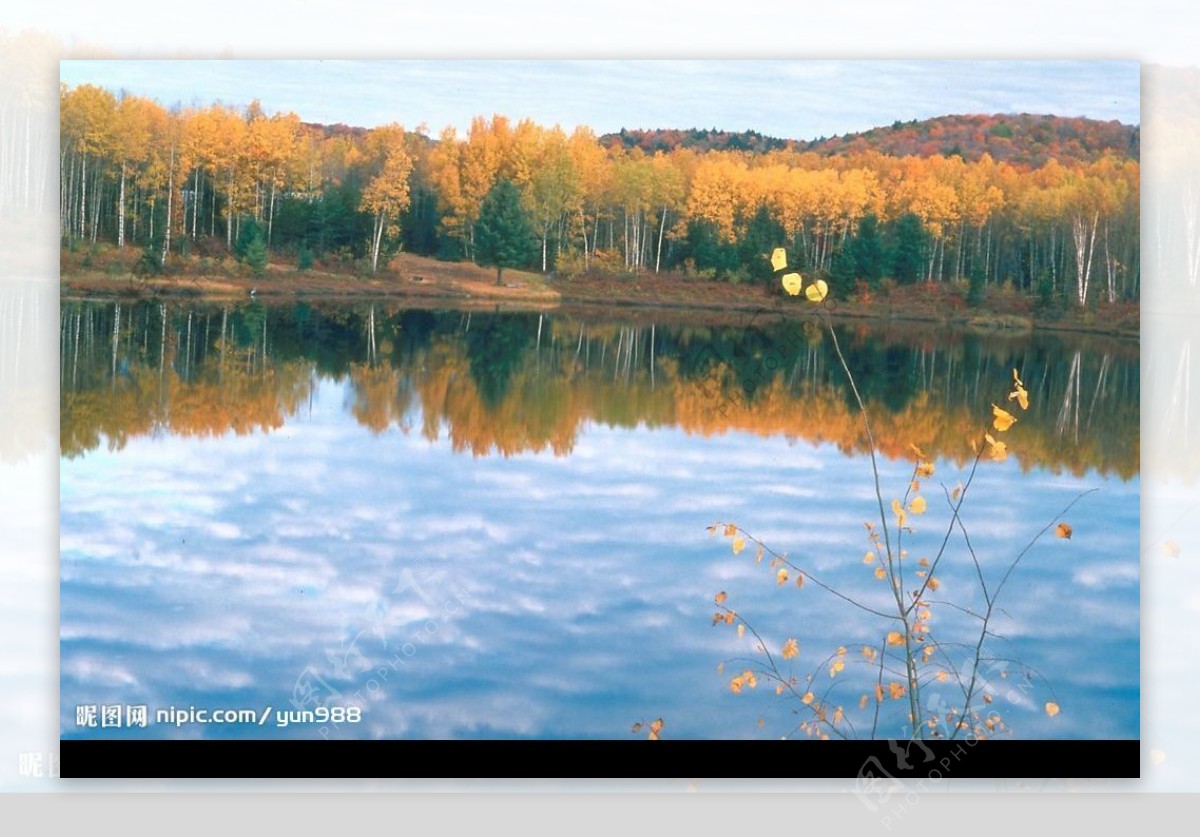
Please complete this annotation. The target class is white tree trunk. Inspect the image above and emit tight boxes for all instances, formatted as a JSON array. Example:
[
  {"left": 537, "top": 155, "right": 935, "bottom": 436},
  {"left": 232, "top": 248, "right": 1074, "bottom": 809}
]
[
  {"left": 656, "top": 206, "right": 667, "bottom": 273},
  {"left": 371, "top": 212, "right": 385, "bottom": 273},
  {"left": 117, "top": 164, "right": 126, "bottom": 250},
  {"left": 1072, "top": 211, "right": 1099, "bottom": 306}
]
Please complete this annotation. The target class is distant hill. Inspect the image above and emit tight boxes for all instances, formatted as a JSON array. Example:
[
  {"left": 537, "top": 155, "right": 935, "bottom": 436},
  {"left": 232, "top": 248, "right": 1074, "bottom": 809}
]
[
  {"left": 602, "top": 114, "right": 1140, "bottom": 167},
  {"left": 599, "top": 127, "right": 790, "bottom": 155}
]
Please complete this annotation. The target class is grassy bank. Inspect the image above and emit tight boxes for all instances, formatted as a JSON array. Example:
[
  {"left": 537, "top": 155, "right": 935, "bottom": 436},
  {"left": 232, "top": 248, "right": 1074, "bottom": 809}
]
[{"left": 60, "top": 246, "right": 1139, "bottom": 338}]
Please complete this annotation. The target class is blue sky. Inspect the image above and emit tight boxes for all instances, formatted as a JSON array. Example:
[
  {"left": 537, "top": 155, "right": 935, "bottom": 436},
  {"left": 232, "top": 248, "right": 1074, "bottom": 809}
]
[{"left": 59, "top": 60, "right": 1140, "bottom": 140}]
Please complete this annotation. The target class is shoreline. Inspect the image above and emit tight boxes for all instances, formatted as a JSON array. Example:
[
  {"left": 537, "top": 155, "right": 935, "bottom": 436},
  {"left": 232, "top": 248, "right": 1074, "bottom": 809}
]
[{"left": 60, "top": 256, "right": 1140, "bottom": 341}]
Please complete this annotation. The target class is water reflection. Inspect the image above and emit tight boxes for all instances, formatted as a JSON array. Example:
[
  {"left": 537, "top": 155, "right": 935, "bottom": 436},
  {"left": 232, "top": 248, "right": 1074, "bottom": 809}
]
[
  {"left": 60, "top": 300, "right": 1139, "bottom": 477},
  {"left": 59, "top": 299, "right": 1139, "bottom": 741}
]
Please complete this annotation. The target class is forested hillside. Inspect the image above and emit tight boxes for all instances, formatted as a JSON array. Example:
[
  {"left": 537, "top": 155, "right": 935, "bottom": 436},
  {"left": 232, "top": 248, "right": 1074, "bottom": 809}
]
[
  {"left": 803, "top": 113, "right": 1139, "bottom": 168},
  {"left": 60, "top": 84, "right": 1140, "bottom": 308}
]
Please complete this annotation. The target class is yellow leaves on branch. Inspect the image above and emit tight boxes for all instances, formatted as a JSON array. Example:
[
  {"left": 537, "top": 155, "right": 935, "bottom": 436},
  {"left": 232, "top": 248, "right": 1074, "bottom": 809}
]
[
  {"left": 1009, "top": 369, "right": 1030, "bottom": 411},
  {"left": 1045, "top": 701, "right": 1061, "bottom": 718},
  {"left": 731, "top": 536, "right": 746, "bottom": 555},
  {"left": 782, "top": 638, "right": 799, "bottom": 660},
  {"left": 770, "top": 247, "right": 788, "bottom": 272},
  {"left": 631, "top": 718, "right": 665, "bottom": 740},
  {"left": 992, "top": 404, "right": 1018, "bottom": 432},
  {"left": 983, "top": 433, "right": 1007, "bottom": 462},
  {"left": 886, "top": 631, "right": 905, "bottom": 646},
  {"left": 1056, "top": 522, "right": 1073, "bottom": 540},
  {"left": 730, "top": 669, "right": 757, "bottom": 694}
]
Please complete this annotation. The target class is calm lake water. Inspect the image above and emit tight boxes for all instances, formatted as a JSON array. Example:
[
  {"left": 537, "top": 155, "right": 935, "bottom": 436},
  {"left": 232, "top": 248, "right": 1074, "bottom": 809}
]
[{"left": 59, "top": 299, "right": 1139, "bottom": 740}]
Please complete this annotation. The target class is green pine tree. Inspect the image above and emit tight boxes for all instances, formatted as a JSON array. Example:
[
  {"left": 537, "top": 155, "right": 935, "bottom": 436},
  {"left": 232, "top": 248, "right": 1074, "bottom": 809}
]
[{"left": 475, "top": 178, "right": 536, "bottom": 286}]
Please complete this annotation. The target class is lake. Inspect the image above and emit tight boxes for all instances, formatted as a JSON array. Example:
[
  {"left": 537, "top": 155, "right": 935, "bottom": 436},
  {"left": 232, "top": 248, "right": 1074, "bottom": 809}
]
[{"left": 59, "top": 298, "right": 1139, "bottom": 741}]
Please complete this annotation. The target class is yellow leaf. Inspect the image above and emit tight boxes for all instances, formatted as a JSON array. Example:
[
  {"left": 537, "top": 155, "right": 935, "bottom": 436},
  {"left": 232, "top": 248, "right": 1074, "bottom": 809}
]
[
  {"left": 737, "top": 624, "right": 745, "bottom": 639},
  {"left": 916, "top": 461, "right": 935, "bottom": 478},
  {"left": 951, "top": 482, "right": 963, "bottom": 501},
  {"left": 1013, "top": 368, "right": 1024, "bottom": 387},
  {"left": 757, "top": 717, "right": 764, "bottom": 729},
  {"left": 781, "top": 272, "right": 803, "bottom": 296},
  {"left": 776, "top": 684, "right": 785, "bottom": 695},
  {"left": 829, "top": 659, "right": 845, "bottom": 677},
  {"left": 1009, "top": 383, "right": 1029, "bottom": 411},
  {"left": 909, "top": 496, "right": 927, "bottom": 515},
  {"left": 861, "top": 645, "right": 876, "bottom": 662},
  {"left": 795, "top": 572, "right": 805, "bottom": 590},
  {"left": 927, "top": 577, "right": 940, "bottom": 591},
  {"left": 1045, "top": 701, "right": 1061, "bottom": 717},
  {"left": 805, "top": 278, "right": 828, "bottom": 302},
  {"left": 992, "top": 404, "right": 1017, "bottom": 432},
  {"left": 836, "top": 646, "right": 846, "bottom": 657},
  {"left": 731, "top": 536, "right": 746, "bottom": 555},
  {"left": 983, "top": 433, "right": 1007, "bottom": 462},
  {"left": 874, "top": 566, "right": 887, "bottom": 580},
  {"left": 782, "top": 638, "right": 799, "bottom": 660},
  {"left": 859, "top": 694, "right": 869, "bottom": 709},
  {"left": 770, "top": 247, "right": 788, "bottom": 272},
  {"left": 875, "top": 684, "right": 884, "bottom": 702},
  {"left": 886, "top": 631, "right": 904, "bottom": 646},
  {"left": 802, "top": 691, "right": 814, "bottom": 705},
  {"left": 649, "top": 718, "right": 664, "bottom": 737},
  {"left": 723, "top": 523, "right": 737, "bottom": 537},
  {"left": 776, "top": 568, "right": 789, "bottom": 585},
  {"left": 744, "top": 669, "right": 757, "bottom": 688},
  {"left": 714, "top": 591, "right": 727, "bottom": 605},
  {"left": 1056, "top": 522, "right": 1073, "bottom": 540},
  {"left": 863, "top": 551, "right": 876, "bottom": 565},
  {"left": 891, "top": 498, "right": 907, "bottom": 528},
  {"left": 754, "top": 544, "right": 765, "bottom": 564},
  {"left": 888, "top": 682, "right": 906, "bottom": 700},
  {"left": 936, "top": 670, "right": 949, "bottom": 682},
  {"left": 918, "top": 558, "right": 930, "bottom": 568},
  {"left": 833, "top": 706, "right": 844, "bottom": 725},
  {"left": 730, "top": 676, "right": 744, "bottom": 694},
  {"left": 983, "top": 693, "right": 993, "bottom": 704},
  {"left": 706, "top": 525, "right": 717, "bottom": 536}
]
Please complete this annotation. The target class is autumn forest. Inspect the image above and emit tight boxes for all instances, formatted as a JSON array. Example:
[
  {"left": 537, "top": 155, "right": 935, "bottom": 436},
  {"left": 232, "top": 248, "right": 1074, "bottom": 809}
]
[{"left": 59, "top": 84, "right": 1140, "bottom": 311}]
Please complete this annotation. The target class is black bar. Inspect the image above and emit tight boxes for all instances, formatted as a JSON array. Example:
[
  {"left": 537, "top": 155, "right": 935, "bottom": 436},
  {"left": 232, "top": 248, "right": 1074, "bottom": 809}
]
[{"left": 61, "top": 739, "right": 1139, "bottom": 779}]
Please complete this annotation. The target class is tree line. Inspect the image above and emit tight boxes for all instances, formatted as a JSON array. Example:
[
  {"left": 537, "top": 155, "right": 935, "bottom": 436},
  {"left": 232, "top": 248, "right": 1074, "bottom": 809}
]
[{"left": 60, "top": 84, "right": 1140, "bottom": 306}]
